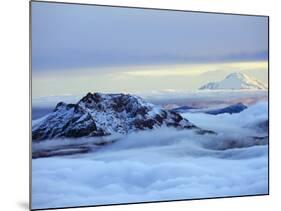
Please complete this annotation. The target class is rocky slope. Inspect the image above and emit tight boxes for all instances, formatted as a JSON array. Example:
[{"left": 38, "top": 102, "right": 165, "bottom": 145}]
[{"left": 32, "top": 92, "right": 213, "bottom": 141}]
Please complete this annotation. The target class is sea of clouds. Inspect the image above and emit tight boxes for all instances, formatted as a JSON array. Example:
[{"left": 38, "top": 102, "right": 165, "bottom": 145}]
[{"left": 32, "top": 102, "right": 268, "bottom": 209}]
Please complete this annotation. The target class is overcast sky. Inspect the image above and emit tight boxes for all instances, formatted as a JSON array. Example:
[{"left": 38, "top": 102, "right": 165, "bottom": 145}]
[{"left": 32, "top": 2, "right": 268, "bottom": 97}]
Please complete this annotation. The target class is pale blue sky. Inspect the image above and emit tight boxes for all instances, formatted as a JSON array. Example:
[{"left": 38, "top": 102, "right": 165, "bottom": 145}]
[{"left": 31, "top": 1, "right": 268, "bottom": 96}]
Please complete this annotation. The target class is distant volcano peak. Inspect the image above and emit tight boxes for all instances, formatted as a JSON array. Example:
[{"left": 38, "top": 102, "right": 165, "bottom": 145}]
[{"left": 199, "top": 72, "right": 268, "bottom": 90}]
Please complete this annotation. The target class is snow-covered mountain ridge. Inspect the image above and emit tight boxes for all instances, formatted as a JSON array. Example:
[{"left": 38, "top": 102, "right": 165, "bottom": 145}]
[
  {"left": 199, "top": 72, "right": 268, "bottom": 90},
  {"left": 32, "top": 92, "right": 213, "bottom": 141}
]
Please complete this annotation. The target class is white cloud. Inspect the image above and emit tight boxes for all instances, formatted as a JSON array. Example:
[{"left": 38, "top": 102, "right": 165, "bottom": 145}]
[
  {"left": 182, "top": 101, "right": 268, "bottom": 135},
  {"left": 32, "top": 102, "right": 268, "bottom": 209}
]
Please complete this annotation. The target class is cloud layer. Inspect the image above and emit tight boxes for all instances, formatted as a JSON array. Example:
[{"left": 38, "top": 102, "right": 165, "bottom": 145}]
[
  {"left": 32, "top": 102, "right": 268, "bottom": 209},
  {"left": 32, "top": 2, "right": 268, "bottom": 71}
]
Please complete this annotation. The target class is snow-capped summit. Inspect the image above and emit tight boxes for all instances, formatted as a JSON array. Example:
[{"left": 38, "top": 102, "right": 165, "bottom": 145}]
[
  {"left": 199, "top": 72, "right": 268, "bottom": 90},
  {"left": 32, "top": 92, "right": 213, "bottom": 141}
]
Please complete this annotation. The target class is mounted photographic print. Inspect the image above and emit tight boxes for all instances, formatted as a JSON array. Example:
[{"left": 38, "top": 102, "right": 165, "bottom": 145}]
[{"left": 30, "top": 1, "right": 269, "bottom": 210}]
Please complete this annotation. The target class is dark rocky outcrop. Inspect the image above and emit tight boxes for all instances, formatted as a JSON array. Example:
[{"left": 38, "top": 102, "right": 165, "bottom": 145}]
[
  {"left": 205, "top": 103, "right": 247, "bottom": 115},
  {"left": 32, "top": 92, "right": 214, "bottom": 141}
]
